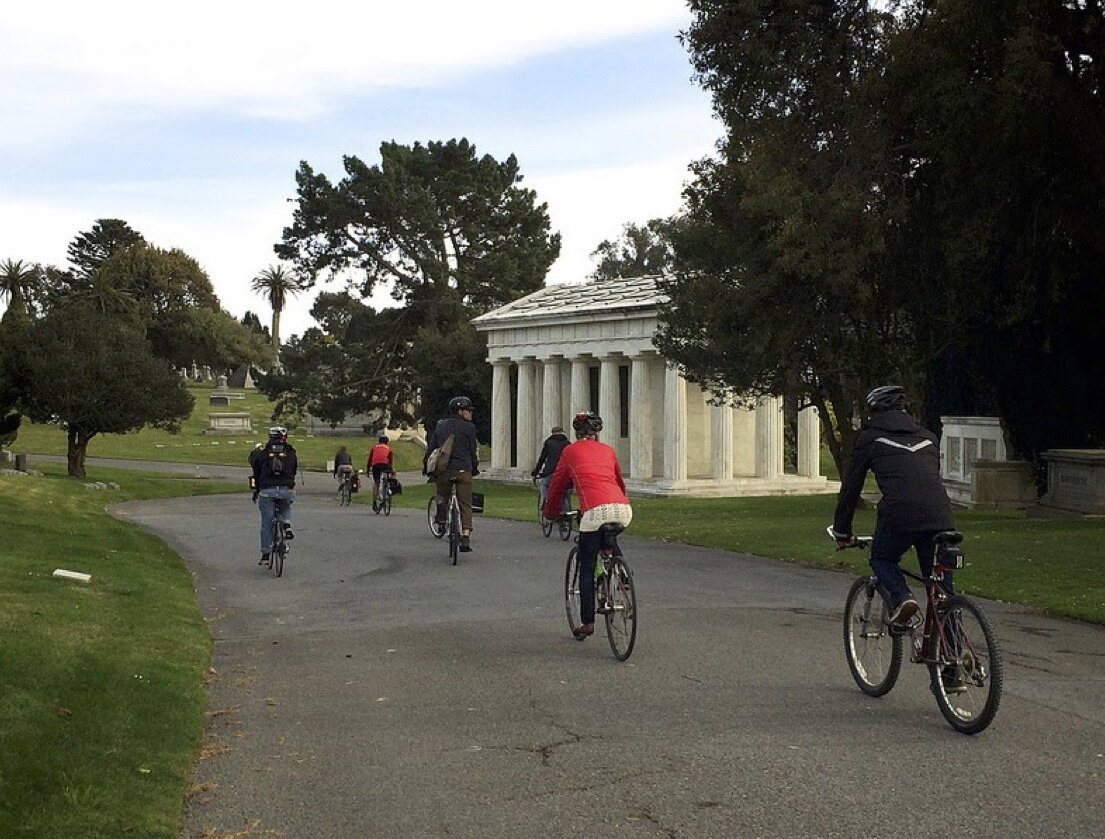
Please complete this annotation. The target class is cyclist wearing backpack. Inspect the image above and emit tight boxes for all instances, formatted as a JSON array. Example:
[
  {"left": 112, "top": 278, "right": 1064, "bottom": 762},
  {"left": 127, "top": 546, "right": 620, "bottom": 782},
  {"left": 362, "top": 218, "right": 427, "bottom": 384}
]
[
  {"left": 545, "top": 411, "right": 632, "bottom": 640},
  {"left": 531, "top": 425, "right": 571, "bottom": 512},
  {"left": 251, "top": 426, "right": 298, "bottom": 565},
  {"left": 424, "top": 396, "right": 480, "bottom": 552},
  {"left": 831, "top": 385, "right": 957, "bottom": 625}
]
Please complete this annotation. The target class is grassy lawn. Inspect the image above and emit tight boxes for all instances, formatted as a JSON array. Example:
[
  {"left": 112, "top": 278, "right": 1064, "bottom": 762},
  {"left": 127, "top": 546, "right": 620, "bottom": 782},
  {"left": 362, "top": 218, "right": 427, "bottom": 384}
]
[{"left": 0, "top": 464, "right": 241, "bottom": 838}]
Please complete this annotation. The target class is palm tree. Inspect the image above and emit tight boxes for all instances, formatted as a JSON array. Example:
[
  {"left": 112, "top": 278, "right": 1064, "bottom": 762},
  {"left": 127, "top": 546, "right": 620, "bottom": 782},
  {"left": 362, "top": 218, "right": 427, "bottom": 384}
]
[
  {"left": 250, "top": 264, "right": 305, "bottom": 367},
  {"left": 0, "top": 259, "right": 40, "bottom": 315}
]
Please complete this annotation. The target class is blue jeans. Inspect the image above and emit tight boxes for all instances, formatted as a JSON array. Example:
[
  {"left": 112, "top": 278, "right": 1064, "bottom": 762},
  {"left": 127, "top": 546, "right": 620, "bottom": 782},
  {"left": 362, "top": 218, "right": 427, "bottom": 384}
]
[
  {"left": 869, "top": 526, "right": 953, "bottom": 608},
  {"left": 540, "top": 475, "right": 571, "bottom": 513},
  {"left": 258, "top": 487, "right": 295, "bottom": 552}
]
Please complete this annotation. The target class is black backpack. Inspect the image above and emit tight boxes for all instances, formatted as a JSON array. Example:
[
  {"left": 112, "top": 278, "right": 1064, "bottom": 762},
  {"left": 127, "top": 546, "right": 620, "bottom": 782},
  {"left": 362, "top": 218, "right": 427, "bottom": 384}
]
[{"left": 266, "top": 442, "right": 288, "bottom": 477}]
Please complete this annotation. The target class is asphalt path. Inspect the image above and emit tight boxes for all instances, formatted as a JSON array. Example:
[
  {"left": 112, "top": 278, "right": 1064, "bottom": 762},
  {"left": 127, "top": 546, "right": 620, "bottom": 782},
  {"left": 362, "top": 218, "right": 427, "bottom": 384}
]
[{"left": 94, "top": 459, "right": 1105, "bottom": 839}]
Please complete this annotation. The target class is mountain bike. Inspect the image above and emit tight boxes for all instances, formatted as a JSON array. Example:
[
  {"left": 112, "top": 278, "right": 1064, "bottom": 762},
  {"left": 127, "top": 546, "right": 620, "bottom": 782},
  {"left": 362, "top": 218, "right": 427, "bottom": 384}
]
[
  {"left": 267, "top": 516, "right": 288, "bottom": 578},
  {"left": 563, "top": 515, "right": 637, "bottom": 660},
  {"left": 375, "top": 472, "right": 393, "bottom": 516},
  {"left": 336, "top": 469, "right": 353, "bottom": 507},
  {"left": 536, "top": 477, "right": 573, "bottom": 541},
  {"left": 828, "top": 526, "right": 1003, "bottom": 734}
]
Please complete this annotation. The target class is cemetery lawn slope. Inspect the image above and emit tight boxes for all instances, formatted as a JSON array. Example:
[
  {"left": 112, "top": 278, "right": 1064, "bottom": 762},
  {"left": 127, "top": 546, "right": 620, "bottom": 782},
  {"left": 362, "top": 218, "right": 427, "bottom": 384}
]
[{"left": 0, "top": 465, "right": 238, "bottom": 839}]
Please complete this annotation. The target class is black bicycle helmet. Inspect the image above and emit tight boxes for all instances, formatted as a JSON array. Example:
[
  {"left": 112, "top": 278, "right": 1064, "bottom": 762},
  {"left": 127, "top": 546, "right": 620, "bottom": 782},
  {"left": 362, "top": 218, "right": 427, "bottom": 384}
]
[
  {"left": 448, "top": 396, "right": 474, "bottom": 414},
  {"left": 572, "top": 411, "right": 603, "bottom": 438},
  {"left": 864, "top": 385, "right": 907, "bottom": 414},
  {"left": 268, "top": 425, "right": 288, "bottom": 440}
]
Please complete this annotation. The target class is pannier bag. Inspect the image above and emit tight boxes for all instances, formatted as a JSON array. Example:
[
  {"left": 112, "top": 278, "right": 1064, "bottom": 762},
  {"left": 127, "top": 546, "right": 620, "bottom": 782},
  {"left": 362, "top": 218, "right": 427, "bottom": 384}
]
[{"left": 388, "top": 476, "right": 403, "bottom": 495}]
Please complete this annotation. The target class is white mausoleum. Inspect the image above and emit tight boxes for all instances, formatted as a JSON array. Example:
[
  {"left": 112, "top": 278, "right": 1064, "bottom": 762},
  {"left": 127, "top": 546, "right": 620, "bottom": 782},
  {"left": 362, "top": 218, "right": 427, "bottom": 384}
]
[{"left": 472, "top": 276, "right": 836, "bottom": 497}]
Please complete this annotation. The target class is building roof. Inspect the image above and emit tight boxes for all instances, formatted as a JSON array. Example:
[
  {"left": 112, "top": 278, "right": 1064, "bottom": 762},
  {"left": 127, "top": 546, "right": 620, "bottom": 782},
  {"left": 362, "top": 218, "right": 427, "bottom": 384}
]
[{"left": 471, "top": 275, "right": 666, "bottom": 327}]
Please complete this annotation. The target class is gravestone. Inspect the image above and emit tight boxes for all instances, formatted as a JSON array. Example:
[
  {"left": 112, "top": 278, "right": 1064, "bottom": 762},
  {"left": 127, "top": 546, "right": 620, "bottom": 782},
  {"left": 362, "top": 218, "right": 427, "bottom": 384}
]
[
  {"left": 207, "top": 413, "right": 252, "bottom": 434},
  {"left": 1041, "top": 450, "right": 1105, "bottom": 514}
]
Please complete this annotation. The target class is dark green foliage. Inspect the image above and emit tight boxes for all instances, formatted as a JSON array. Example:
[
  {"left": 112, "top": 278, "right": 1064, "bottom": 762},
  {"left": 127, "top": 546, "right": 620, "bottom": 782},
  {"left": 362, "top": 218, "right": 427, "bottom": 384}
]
[
  {"left": 66, "top": 218, "right": 145, "bottom": 280},
  {"left": 0, "top": 305, "right": 194, "bottom": 476},
  {"left": 589, "top": 218, "right": 680, "bottom": 280}
]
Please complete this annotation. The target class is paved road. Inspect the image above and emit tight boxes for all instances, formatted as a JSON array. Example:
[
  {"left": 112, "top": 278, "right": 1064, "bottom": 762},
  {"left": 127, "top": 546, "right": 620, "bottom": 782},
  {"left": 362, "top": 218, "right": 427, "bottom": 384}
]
[{"left": 103, "top": 464, "right": 1105, "bottom": 839}]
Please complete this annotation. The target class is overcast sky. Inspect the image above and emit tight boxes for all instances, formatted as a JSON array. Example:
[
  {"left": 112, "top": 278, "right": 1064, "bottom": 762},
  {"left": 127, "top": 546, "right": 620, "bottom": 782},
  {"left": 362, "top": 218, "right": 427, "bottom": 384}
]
[{"left": 0, "top": 0, "right": 720, "bottom": 338}]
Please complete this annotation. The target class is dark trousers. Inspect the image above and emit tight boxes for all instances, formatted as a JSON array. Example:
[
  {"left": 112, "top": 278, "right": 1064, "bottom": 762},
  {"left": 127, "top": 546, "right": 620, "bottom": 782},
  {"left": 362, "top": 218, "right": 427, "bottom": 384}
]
[
  {"left": 577, "top": 529, "right": 602, "bottom": 625},
  {"left": 870, "top": 526, "right": 954, "bottom": 608},
  {"left": 435, "top": 468, "right": 474, "bottom": 532}
]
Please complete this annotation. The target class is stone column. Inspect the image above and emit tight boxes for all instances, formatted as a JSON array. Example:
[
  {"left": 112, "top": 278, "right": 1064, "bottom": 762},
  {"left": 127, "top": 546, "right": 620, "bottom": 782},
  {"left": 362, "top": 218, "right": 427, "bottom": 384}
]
[
  {"left": 797, "top": 405, "right": 821, "bottom": 478},
  {"left": 711, "top": 401, "right": 734, "bottom": 480},
  {"left": 599, "top": 357, "right": 620, "bottom": 446},
  {"left": 755, "top": 395, "right": 783, "bottom": 478},
  {"left": 570, "top": 357, "right": 590, "bottom": 418},
  {"left": 517, "top": 359, "right": 538, "bottom": 472},
  {"left": 629, "top": 354, "right": 653, "bottom": 479},
  {"left": 663, "top": 364, "right": 687, "bottom": 481},
  {"left": 542, "top": 357, "right": 562, "bottom": 438},
  {"left": 491, "top": 360, "right": 512, "bottom": 470}
]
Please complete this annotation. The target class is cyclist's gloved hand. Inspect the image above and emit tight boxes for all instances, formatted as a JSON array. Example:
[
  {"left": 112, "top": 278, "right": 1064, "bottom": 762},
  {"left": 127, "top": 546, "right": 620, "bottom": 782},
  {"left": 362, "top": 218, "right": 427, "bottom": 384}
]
[
  {"left": 831, "top": 528, "right": 855, "bottom": 548},
  {"left": 472, "top": 468, "right": 479, "bottom": 477},
  {"left": 251, "top": 490, "right": 259, "bottom": 503}
]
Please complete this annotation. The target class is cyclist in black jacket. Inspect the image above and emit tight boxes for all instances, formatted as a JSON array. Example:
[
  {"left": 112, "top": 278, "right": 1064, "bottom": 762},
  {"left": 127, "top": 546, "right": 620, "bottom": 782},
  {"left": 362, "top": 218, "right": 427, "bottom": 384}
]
[
  {"left": 831, "top": 385, "right": 956, "bottom": 625},
  {"left": 531, "top": 425, "right": 570, "bottom": 512},
  {"left": 424, "top": 396, "right": 480, "bottom": 552}
]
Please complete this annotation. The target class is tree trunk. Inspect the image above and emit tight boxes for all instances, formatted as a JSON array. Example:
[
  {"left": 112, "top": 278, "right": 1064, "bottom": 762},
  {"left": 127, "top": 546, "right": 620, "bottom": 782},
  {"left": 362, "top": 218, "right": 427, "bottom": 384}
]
[
  {"left": 66, "top": 426, "right": 92, "bottom": 477},
  {"left": 271, "top": 307, "right": 282, "bottom": 369}
]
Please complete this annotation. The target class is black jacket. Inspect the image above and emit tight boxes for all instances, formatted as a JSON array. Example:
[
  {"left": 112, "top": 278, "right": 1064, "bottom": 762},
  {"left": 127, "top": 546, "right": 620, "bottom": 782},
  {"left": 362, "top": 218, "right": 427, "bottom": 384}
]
[
  {"left": 532, "top": 432, "right": 570, "bottom": 478},
  {"left": 833, "top": 410, "right": 954, "bottom": 535},
  {"left": 253, "top": 440, "right": 298, "bottom": 489},
  {"left": 424, "top": 415, "right": 479, "bottom": 473}
]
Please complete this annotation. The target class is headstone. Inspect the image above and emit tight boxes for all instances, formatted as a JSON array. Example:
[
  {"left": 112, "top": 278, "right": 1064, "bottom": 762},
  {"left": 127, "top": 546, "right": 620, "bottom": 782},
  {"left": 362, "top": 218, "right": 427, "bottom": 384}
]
[
  {"left": 1041, "top": 450, "right": 1105, "bottom": 514},
  {"left": 209, "top": 395, "right": 231, "bottom": 406},
  {"left": 228, "top": 364, "right": 256, "bottom": 389},
  {"left": 207, "top": 413, "right": 253, "bottom": 434},
  {"left": 214, "top": 375, "right": 229, "bottom": 393},
  {"left": 14, "top": 453, "right": 27, "bottom": 471}
]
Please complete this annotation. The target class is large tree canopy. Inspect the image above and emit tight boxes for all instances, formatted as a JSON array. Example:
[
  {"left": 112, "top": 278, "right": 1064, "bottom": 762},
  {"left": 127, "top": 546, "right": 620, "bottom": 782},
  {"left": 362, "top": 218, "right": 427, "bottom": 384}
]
[
  {"left": 658, "top": 0, "right": 1105, "bottom": 476},
  {"left": 273, "top": 138, "right": 561, "bottom": 432},
  {"left": 589, "top": 219, "right": 680, "bottom": 281},
  {"left": 66, "top": 218, "right": 145, "bottom": 280},
  {"left": 0, "top": 305, "right": 193, "bottom": 476}
]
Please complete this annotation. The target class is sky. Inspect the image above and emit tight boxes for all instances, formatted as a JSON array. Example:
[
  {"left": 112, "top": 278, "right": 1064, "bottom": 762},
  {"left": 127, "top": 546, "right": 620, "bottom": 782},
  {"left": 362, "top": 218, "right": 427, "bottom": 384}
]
[{"left": 0, "top": 0, "right": 721, "bottom": 339}]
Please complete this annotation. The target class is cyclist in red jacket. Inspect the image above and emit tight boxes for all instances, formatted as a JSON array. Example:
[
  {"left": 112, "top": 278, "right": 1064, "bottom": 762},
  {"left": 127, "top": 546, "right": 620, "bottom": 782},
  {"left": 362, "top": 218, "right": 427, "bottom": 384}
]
[
  {"left": 366, "top": 435, "right": 394, "bottom": 513},
  {"left": 545, "top": 411, "right": 632, "bottom": 640}
]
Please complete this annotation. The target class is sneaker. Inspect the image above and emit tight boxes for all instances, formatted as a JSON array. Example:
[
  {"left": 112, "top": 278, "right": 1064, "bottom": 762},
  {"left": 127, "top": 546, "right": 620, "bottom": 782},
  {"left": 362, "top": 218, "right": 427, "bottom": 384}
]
[
  {"left": 283, "top": 525, "right": 295, "bottom": 541},
  {"left": 372, "top": 501, "right": 379, "bottom": 512},
  {"left": 572, "top": 623, "right": 595, "bottom": 640},
  {"left": 459, "top": 535, "right": 472, "bottom": 552},
  {"left": 259, "top": 553, "right": 270, "bottom": 565},
  {"left": 888, "top": 598, "right": 919, "bottom": 626},
  {"left": 941, "top": 666, "right": 968, "bottom": 694}
]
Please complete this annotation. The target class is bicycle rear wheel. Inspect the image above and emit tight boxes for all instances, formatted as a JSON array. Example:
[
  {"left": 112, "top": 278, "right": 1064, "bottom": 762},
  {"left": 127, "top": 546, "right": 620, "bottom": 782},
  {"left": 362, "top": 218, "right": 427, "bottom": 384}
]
[
  {"left": 929, "top": 595, "right": 1003, "bottom": 735},
  {"left": 604, "top": 556, "right": 637, "bottom": 661},
  {"left": 540, "top": 493, "right": 554, "bottom": 537},
  {"left": 382, "top": 487, "right": 392, "bottom": 516},
  {"left": 564, "top": 547, "right": 581, "bottom": 634},
  {"left": 558, "top": 516, "right": 572, "bottom": 541},
  {"left": 427, "top": 496, "right": 445, "bottom": 538},
  {"left": 340, "top": 482, "right": 351, "bottom": 506},
  {"left": 270, "top": 524, "right": 285, "bottom": 578},
  {"left": 843, "top": 576, "right": 902, "bottom": 696},
  {"left": 448, "top": 497, "right": 460, "bottom": 565}
]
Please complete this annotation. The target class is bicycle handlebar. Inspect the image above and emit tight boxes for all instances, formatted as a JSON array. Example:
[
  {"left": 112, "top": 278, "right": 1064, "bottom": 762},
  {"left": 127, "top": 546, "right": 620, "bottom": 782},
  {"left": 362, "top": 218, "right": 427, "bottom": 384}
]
[{"left": 825, "top": 525, "right": 872, "bottom": 549}]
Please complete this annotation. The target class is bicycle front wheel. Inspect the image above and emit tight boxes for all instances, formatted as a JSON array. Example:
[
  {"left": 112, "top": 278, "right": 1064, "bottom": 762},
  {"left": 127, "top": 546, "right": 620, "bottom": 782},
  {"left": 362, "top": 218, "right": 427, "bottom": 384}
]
[
  {"left": 929, "top": 595, "right": 1003, "bottom": 735},
  {"left": 558, "top": 516, "right": 572, "bottom": 541},
  {"left": 540, "top": 494, "right": 554, "bottom": 537},
  {"left": 427, "top": 496, "right": 445, "bottom": 538},
  {"left": 564, "top": 547, "right": 582, "bottom": 634},
  {"left": 843, "top": 576, "right": 902, "bottom": 696},
  {"left": 604, "top": 556, "right": 637, "bottom": 661}
]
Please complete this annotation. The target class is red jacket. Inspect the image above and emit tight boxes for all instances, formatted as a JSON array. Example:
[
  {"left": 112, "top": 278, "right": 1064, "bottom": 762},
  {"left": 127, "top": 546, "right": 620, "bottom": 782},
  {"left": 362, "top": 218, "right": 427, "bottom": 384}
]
[
  {"left": 544, "top": 439, "right": 628, "bottom": 519},
  {"left": 367, "top": 444, "right": 393, "bottom": 469}
]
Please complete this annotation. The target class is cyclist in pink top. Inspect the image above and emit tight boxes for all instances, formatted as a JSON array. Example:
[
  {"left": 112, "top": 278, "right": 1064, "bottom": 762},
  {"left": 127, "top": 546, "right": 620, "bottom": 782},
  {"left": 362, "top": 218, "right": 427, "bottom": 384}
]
[{"left": 545, "top": 411, "right": 632, "bottom": 640}]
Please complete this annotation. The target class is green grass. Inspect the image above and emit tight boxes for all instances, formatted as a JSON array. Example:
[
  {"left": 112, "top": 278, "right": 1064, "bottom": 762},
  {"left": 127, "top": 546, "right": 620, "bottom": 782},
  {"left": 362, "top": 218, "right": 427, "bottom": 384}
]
[
  {"left": 396, "top": 480, "right": 1105, "bottom": 625},
  {"left": 0, "top": 464, "right": 241, "bottom": 838},
  {"left": 11, "top": 381, "right": 428, "bottom": 474}
]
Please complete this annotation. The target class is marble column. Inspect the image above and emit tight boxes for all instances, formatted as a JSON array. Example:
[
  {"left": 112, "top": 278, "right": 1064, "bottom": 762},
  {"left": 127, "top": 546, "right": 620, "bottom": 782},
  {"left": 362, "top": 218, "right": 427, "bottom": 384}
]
[
  {"left": 797, "top": 405, "right": 821, "bottom": 477},
  {"left": 755, "top": 395, "right": 783, "bottom": 478},
  {"left": 517, "top": 359, "right": 538, "bottom": 472},
  {"left": 598, "top": 357, "right": 620, "bottom": 446},
  {"left": 570, "top": 357, "right": 590, "bottom": 418},
  {"left": 629, "top": 354, "right": 653, "bottom": 479},
  {"left": 491, "top": 360, "right": 512, "bottom": 470},
  {"left": 541, "top": 357, "right": 562, "bottom": 437},
  {"left": 711, "top": 401, "right": 734, "bottom": 480},
  {"left": 663, "top": 364, "right": 687, "bottom": 481}
]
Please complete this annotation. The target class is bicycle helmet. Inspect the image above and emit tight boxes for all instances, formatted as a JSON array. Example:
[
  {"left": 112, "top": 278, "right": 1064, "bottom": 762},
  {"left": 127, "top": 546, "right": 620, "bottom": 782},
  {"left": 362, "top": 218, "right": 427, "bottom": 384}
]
[
  {"left": 268, "top": 425, "right": 288, "bottom": 440},
  {"left": 448, "top": 395, "right": 474, "bottom": 414},
  {"left": 864, "top": 385, "right": 907, "bottom": 414},
  {"left": 572, "top": 411, "right": 603, "bottom": 438},
  {"left": 378, "top": 435, "right": 389, "bottom": 443}
]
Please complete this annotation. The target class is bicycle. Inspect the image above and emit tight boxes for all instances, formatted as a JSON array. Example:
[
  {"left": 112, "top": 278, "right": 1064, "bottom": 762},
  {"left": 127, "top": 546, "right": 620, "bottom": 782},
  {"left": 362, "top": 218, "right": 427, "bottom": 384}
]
[
  {"left": 427, "top": 479, "right": 463, "bottom": 564},
  {"left": 536, "top": 477, "right": 573, "bottom": 541},
  {"left": 828, "top": 526, "right": 1003, "bottom": 734},
  {"left": 267, "top": 515, "right": 289, "bottom": 578},
  {"left": 336, "top": 470, "right": 353, "bottom": 507},
  {"left": 563, "top": 514, "right": 637, "bottom": 660},
  {"left": 375, "top": 472, "right": 393, "bottom": 516}
]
